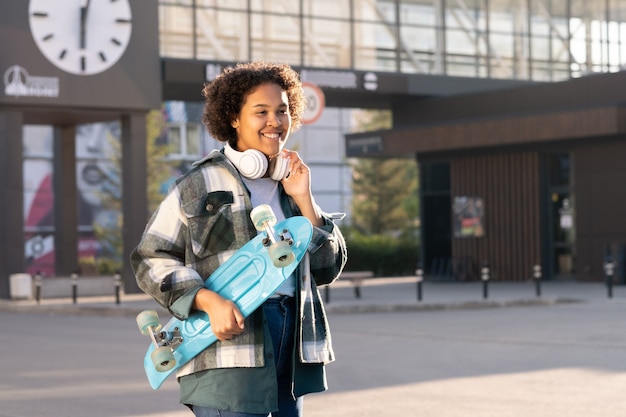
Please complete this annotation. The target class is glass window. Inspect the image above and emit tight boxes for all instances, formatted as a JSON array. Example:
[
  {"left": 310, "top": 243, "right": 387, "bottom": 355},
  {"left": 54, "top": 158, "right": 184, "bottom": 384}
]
[
  {"left": 250, "top": 12, "right": 301, "bottom": 64},
  {"left": 197, "top": 0, "right": 247, "bottom": 9},
  {"left": 159, "top": 4, "right": 195, "bottom": 58},
  {"left": 167, "top": 123, "right": 202, "bottom": 160},
  {"left": 547, "top": 153, "right": 571, "bottom": 187},
  {"left": 422, "top": 162, "right": 450, "bottom": 193},
  {"left": 303, "top": 17, "right": 352, "bottom": 68},
  {"left": 353, "top": 21, "right": 398, "bottom": 71},
  {"left": 251, "top": 0, "right": 300, "bottom": 14},
  {"left": 157, "top": 0, "right": 626, "bottom": 80},
  {"left": 195, "top": 9, "right": 248, "bottom": 61},
  {"left": 400, "top": 2, "right": 437, "bottom": 26},
  {"left": 301, "top": 0, "right": 351, "bottom": 19}
]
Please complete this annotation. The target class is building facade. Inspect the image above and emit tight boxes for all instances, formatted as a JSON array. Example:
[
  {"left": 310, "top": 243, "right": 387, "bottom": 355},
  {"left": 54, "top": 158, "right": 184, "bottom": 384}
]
[{"left": 2, "top": 0, "right": 626, "bottom": 297}]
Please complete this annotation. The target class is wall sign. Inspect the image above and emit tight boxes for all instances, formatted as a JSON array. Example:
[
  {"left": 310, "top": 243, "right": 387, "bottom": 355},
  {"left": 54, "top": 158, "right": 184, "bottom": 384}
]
[{"left": 301, "top": 82, "right": 325, "bottom": 125}]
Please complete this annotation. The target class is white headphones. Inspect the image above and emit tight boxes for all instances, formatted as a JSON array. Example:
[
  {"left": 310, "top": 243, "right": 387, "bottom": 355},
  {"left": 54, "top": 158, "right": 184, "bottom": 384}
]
[{"left": 224, "top": 143, "right": 290, "bottom": 181}]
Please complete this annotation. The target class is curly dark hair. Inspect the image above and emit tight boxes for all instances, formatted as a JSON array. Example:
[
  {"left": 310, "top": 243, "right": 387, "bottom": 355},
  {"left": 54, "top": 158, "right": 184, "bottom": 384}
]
[{"left": 202, "top": 62, "right": 306, "bottom": 145}]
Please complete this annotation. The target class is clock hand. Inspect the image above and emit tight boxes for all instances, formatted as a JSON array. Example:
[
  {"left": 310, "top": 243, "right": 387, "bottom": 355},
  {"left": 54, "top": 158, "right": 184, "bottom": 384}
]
[{"left": 79, "top": 0, "right": 91, "bottom": 49}]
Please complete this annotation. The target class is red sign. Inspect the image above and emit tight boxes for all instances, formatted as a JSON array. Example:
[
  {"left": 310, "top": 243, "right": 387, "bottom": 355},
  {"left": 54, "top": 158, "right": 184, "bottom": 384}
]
[{"left": 301, "top": 82, "right": 325, "bottom": 124}]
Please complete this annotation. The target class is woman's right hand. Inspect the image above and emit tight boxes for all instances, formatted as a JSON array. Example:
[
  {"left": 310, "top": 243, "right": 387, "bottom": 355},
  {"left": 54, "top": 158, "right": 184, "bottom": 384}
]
[{"left": 193, "top": 288, "right": 245, "bottom": 341}]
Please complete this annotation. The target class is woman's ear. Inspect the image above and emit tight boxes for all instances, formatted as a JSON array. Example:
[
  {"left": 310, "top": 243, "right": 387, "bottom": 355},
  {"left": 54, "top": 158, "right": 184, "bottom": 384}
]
[{"left": 231, "top": 117, "right": 239, "bottom": 129}]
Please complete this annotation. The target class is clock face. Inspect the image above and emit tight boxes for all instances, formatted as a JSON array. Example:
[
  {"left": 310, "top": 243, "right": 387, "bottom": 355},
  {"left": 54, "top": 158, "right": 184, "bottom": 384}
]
[{"left": 28, "top": 0, "right": 132, "bottom": 76}]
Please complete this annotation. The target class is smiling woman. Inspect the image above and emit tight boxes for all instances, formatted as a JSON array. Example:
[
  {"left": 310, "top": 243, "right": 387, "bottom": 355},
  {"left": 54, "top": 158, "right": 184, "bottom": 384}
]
[{"left": 131, "top": 61, "right": 347, "bottom": 417}]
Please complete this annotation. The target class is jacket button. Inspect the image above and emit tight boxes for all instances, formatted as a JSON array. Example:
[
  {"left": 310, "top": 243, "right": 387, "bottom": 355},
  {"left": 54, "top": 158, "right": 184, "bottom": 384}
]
[{"left": 206, "top": 203, "right": 214, "bottom": 212}]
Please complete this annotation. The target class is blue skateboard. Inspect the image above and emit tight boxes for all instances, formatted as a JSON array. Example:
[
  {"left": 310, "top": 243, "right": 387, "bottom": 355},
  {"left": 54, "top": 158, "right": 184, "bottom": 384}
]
[{"left": 136, "top": 205, "right": 313, "bottom": 390}]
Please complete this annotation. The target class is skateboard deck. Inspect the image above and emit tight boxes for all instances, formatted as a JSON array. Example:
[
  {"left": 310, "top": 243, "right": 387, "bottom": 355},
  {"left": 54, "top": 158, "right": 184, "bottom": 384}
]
[{"left": 137, "top": 207, "right": 313, "bottom": 390}]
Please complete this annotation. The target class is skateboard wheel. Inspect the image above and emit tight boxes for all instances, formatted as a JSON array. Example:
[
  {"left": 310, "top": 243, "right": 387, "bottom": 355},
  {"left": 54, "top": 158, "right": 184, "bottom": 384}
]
[
  {"left": 268, "top": 240, "right": 296, "bottom": 268},
  {"left": 136, "top": 310, "right": 162, "bottom": 336},
  {"left": 151, "top": 346, "right": 176, "bottom": 372},
  {"left": 251, "top": 204, "right": 276, "bottom": 230}
]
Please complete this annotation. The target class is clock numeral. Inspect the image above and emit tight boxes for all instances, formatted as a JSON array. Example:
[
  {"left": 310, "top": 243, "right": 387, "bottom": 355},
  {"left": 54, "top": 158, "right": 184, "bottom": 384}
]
[
  {"left": 116, "top": 18, "right": 131, "bottom": 24},
  {"left": 99, "top": 52, "right": 107, "bottom": 63},
  {"left": 42, "top": 33, "right": 54, "bottom": 41},
  {"left": 81, "top": 56, "right": 86, "bottom": 72},
  {"left": 59, "top": 49, "right": 67, "bottom": 60},
  {"left": 32, "top": 12, "right": 48, "bottom": 18},
  {"left": 111, "top": 38, "right": 122, "bottom": 46}
]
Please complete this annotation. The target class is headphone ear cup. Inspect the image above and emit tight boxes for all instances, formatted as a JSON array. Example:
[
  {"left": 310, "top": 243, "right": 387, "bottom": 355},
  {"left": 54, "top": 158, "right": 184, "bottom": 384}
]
[
  {"left": 269, "top": 155, "right": 290, "bottom": 181},
  {"left": 238, "top": 150, "right": 268, "bottom": 179},
  {"left": 224, "top": 144, "right": 268, "bottom": 179}
]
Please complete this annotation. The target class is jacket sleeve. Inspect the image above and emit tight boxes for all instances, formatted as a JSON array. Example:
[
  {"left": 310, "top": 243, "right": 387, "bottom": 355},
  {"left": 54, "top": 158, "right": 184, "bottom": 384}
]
[
  {"left": 307, "top": 212, "right": 347, "bottom": 286},
  {"left": 130, "top": 187, "right": 205, "bottom": 320}
]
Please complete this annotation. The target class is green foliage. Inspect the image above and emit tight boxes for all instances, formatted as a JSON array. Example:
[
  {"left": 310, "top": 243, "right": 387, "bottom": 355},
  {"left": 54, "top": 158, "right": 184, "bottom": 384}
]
[
  {"left": 351, "top": 158, "right": 418, "bottom": 234},
  {"left": 345, "top": 109, "right": 421, "bottom": 276},
  {"left": 342, "top": 226, "right": 419, "bottom": 276}
]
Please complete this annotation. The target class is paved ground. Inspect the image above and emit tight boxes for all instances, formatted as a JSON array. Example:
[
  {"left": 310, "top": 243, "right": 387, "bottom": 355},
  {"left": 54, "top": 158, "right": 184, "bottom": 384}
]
[{"left": 2, "top": 277, "right": 626, "bottom": 417}]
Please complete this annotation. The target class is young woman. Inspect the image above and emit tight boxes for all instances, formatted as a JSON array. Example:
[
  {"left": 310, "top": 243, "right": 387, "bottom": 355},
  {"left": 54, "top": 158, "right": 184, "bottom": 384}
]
[{"left": 131, "top": 62, "right": 347, "bottom": 417}]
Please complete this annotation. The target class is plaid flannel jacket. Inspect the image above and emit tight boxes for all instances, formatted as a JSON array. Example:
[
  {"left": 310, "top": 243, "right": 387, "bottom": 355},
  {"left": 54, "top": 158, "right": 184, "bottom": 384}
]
[{"left": 131, "top": 149, "right": 347, "bottom": 377}]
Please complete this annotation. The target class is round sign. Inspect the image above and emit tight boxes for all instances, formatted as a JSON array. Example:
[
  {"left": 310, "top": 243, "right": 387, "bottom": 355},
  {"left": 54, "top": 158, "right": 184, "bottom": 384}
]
[{"left": 301, "top": 82, "right": 325, "bottom": 124}]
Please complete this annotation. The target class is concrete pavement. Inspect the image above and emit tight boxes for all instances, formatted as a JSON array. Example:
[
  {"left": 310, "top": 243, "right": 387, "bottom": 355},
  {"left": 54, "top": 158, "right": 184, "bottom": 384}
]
[
  {"left": 3, "top": 277, "right": 626, "bottom": 417},
  {"left": 1, "top": 276, "right": 624, "bottom": 317}
]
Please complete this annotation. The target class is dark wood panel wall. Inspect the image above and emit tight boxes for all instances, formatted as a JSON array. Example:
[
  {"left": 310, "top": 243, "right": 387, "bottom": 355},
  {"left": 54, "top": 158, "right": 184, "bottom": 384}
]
[
  {"left": 573, "top": 138, "right": 626, "bottom": 282},
  {"left": 451, "top": 151, "right": 541, "bottom": 281}
]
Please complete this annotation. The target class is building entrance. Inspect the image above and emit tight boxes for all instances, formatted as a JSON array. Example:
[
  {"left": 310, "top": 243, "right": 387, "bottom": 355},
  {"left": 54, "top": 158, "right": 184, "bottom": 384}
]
[{"left": 544, "top": 153, "right": 575, "bottom": 280}]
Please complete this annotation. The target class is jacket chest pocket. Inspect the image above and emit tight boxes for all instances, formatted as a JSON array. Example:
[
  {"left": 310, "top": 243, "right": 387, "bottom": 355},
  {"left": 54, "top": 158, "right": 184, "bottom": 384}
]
[{"left": 182, "top": 191, "right": 235, "bottom": 258}]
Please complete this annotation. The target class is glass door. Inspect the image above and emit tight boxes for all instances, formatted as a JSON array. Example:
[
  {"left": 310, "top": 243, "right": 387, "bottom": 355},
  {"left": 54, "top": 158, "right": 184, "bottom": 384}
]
[{"left": 545, "top": 153, "right": 575, "bottom": 279}]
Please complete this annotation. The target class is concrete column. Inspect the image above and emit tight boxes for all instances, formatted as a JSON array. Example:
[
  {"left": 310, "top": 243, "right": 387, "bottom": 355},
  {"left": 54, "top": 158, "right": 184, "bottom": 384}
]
[
  {"left": 53, "top": 125, "right": 79, "bottom": 275},
  {"left": 121, "top": 112, "right": 148, "bottom": 294},
  {"left": 0, "top": 111, "right": 25, "bottom": 299}
]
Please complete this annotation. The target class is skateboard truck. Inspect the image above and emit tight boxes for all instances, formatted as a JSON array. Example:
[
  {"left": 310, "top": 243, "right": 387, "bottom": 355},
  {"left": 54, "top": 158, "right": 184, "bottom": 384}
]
[
  {"left": 251, "top": 205, "right": 296, "bottom": 267},
  {"left": 137, "top": 310, "right": 180, "bottom": 372}
]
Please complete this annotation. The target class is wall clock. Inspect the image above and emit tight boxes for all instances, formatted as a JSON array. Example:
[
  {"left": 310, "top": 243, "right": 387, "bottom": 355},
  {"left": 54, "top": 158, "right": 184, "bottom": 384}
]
[{"left": 28, "top": 0, "right": 133, "bottom": 76}]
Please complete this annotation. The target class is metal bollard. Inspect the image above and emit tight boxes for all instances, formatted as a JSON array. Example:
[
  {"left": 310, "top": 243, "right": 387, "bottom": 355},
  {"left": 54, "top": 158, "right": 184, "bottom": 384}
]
[
  {"left": 415, "top": 264, "right": 423, "bottom": 302},
  {"left": 604, "top": 256, "right": 615, "bottom": 299},
  {"left": 533, "top": 264, "right": 542, "bottom": 298},
  {"left": 481, "top": 262, "right": 490, "bottom": 299},
  {"left": 354, "top": 279, "right": 362, "bottom": 299},
  {"left": 71, "top": 272, "right": 78, "bottom": 304},
  {"left": 34, "top": 271, "right": 43, "bottom": 304},
  {"left": 114, "top": 271, "right": 122, "bottom": 305}
]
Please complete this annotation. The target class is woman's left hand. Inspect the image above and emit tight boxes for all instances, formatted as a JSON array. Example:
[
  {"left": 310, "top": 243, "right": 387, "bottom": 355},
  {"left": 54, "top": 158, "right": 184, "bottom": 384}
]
[
  {"left": 278, "top": 150, "right": 323, "bottom": 227},
  {"left": 279, "top": 150, "right": 312, "bottom": 199}
]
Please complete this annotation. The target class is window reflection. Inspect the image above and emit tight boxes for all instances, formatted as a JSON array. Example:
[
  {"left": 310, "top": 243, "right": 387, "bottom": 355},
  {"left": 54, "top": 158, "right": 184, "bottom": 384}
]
[{"left": 159, "top": 0, "right": 626, "bottom": 80}]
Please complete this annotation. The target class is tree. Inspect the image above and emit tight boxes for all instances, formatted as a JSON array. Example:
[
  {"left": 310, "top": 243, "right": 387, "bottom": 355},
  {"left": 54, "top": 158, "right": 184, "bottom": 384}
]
[
  {"left": 351, "top": 157, "right": 418, "bottom": 235},
  {"left": 343, "top": 110, "right": 420, "bottom": 276},
  {"left": 349, "top": 110, "right": 419, "bottom": 236}
]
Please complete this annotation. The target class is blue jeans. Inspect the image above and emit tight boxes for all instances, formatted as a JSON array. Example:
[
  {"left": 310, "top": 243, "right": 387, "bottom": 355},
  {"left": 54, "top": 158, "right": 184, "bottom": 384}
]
[{"left": 193, "top": 296, "right": 302, "bottom": 417}]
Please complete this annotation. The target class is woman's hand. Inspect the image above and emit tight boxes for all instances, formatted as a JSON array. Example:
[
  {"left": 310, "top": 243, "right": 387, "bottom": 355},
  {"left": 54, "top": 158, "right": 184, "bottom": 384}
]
[
  {"left": 193, "top": 288, "right": 245, "bottom": 341},
  {"left": 279, "top": 150, "right": 323, "bottom": 227}
]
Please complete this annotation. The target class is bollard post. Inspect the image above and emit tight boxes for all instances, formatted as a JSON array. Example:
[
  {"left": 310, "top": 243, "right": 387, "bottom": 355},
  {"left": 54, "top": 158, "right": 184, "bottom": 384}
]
[
  {"left": 325, "top": 285, "right": 330, "bottom": 303},
  {"left": 114, "top": 271, "right": 122, "bottom": 305},
  {"left": 481, "top": 262, "right": 490, "bottom": 299},
  {"left": 533, "top": 264, "right": 542, "bottom": 298},
  {"left": 34, "top": 271, "right": 43, "bottom": 304},
  {"left": 604, "top": 256, "right": 615, "bottom": 299},
  {"left": 354, "top": 279, "right": 362, "bottom": 299},
  {"left": 415, "top": 263, "right": 423, "bottom": 302},
  {"left": 71, "top": 272, "right": 78, "bottom": 304}
]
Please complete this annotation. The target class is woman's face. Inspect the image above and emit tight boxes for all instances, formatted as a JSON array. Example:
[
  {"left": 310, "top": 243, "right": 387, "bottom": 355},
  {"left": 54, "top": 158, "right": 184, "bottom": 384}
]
[{"left": 231, "top": 82, "right": 292, "bottom": 157}]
